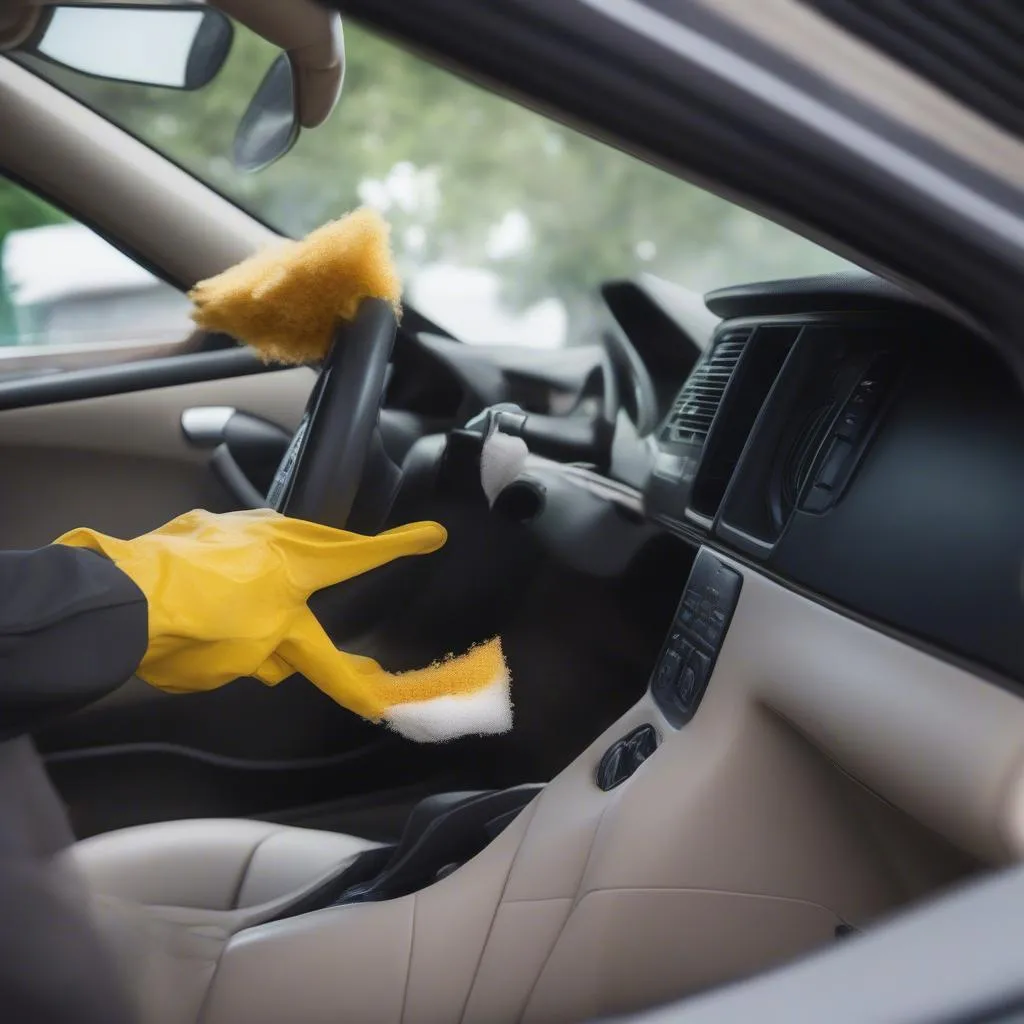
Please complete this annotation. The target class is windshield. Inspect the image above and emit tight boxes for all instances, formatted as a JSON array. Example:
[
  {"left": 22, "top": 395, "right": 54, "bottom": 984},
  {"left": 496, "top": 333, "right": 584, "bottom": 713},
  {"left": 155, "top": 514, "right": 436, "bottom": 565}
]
[{"left": 16, "top": 18, "right": 852, "bottom": 348}]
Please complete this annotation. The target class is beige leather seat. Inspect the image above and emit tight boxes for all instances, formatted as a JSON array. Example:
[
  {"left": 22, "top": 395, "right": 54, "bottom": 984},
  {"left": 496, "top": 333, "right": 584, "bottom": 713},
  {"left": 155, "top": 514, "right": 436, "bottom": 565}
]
[{"left": 75, "top": 818, "right": 381, "bottom": 914}]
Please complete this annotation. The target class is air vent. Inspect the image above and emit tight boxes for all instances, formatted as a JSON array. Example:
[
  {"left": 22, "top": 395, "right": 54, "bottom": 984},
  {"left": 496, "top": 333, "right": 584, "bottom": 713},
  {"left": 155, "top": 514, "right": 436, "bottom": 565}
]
[
  {"left": 782, "top": 400, "right": 837, "bottom": 514},
  {"left": 662, "top": 332, "right": 749, "bottom": 446},
  {"left": 689, "top": 325, "right": 800, "bottom": 521}
]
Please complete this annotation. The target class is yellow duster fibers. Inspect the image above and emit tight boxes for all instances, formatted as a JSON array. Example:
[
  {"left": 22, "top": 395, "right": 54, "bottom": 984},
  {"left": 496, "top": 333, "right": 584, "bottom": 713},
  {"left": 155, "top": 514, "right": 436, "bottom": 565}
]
[{"left": 189, "top": 208, "right": 402, "bottom": 365}]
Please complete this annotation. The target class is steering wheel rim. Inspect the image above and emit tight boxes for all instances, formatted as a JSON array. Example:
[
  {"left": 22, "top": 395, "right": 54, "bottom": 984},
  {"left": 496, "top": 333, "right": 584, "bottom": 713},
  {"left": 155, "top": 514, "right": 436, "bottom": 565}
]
[{"left": 270, "top": 298, "right": 397, "bottom": 528}]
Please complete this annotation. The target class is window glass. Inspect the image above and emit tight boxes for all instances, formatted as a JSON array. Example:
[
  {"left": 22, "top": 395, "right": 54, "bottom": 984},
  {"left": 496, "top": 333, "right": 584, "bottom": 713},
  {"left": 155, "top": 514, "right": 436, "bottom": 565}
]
[
  {"left": 0, "top": 179, "right": 193, "bottom": 374},
  {"left": 18, "top": 21, "right": 853, "bottom": 349}
]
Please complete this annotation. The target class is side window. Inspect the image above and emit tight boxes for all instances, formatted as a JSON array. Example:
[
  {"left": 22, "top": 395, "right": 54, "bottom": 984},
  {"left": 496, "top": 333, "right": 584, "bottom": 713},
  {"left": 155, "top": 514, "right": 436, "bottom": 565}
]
[
  {"left": 16, "top": 20, "right": 853, "bottom": 353},
  {"left": 0, "top": 178, "right": 194, "bottom": 377}
]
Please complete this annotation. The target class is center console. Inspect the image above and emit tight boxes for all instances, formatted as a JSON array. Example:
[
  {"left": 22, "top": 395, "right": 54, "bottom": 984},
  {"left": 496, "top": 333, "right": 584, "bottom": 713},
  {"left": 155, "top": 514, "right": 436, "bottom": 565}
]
[
  {"left": 270, "top": 783, "right": 543, "bottom": 922},
  {"left": 649, "top": 549, "right": 743, "bottom": 727},
  {"left": 595, "top": 549, "right": 742, "bottom": 791}
]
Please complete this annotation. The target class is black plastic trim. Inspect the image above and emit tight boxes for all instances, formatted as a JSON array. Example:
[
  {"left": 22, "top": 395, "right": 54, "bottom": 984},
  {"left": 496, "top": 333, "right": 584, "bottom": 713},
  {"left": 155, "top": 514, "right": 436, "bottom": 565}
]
[
  {"left": 648, "top": 305, "right": 1024, "bottom": 689},
  {"left": 0, "top": 347, "right": 275, "bottom": 411},
  {"left": 649, "top": 549, "right": 743, "bottom": 728},
  {"left": 42, "top": 739, "right": 385, "bottom": 773},
  {"left": 704, "top": 270, "right": 944, "bottom": 320},
  {"left": 596, "top": 724, "right": 660, "bottom": 790},
  {"left": 713, "top": 324, "right": 861, "bottom": 556},
  {"left": 331, "top": 785, "right": 543, "bottom": 905},
  {"left": 772, "top": 333, "right": 1024, "bottom": 686},
  {"left": 656, "top": 511, "right": 1024, "bottom": 703}
]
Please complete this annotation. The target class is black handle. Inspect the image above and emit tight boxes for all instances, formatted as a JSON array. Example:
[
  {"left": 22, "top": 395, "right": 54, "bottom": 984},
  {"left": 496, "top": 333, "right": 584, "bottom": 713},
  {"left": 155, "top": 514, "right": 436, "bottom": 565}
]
[{"left": 210, "top": 443, "right": 268, "bottom": 510}]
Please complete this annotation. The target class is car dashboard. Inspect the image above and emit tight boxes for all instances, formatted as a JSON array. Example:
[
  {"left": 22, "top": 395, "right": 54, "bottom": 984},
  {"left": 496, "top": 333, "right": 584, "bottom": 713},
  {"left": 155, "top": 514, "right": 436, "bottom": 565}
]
[{"left": 641, "top": 274, "right": 1024, "bottom": 712}]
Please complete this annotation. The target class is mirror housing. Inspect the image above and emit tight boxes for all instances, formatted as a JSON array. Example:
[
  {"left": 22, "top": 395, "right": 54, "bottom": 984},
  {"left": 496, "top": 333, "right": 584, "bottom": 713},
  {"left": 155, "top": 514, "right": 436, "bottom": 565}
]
[
  {"left": 233, "top": 52, "right": 300, "bottom": 173},
  {"left": 25, "top": 4, "right": 232, "bottom": 90},
  {"left": 213, "top": 0, "right": 344, "bottom": 129}
]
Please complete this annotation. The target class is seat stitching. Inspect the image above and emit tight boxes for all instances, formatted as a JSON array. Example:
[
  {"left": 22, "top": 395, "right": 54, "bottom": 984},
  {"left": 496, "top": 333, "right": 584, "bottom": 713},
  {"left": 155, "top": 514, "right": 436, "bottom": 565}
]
[
  {"left": 194, "top": 927, "right": 238, "bottom": 1024},
  {"left": 399, "top": 890, "right": 417, "bottom": 1024},
  {"left": 515, "top": 800, "right": 614, "bottom": 1023},
  {"left": 228, "top": 829, "right": 278, "bottom": 910},
  {"left": 454, "top": 798, "right": 541, "bottom": 1024}
]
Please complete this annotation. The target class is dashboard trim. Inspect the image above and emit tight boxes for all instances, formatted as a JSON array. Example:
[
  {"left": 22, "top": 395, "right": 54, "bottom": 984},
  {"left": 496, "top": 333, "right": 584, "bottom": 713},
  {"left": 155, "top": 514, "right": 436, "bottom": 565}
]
[
  {"left": 643, "top": 302, "right": 1024, "bottom": 689},
  {"left": 651, "top": 511, "right": 1024, "bottom": 702}
]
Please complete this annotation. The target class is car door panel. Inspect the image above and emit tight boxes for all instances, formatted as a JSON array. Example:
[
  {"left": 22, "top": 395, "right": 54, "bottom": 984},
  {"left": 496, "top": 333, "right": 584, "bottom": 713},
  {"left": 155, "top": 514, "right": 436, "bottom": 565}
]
[
  {"left": 0, "top": 364, "right": 314, "bottom": 545},
  {"left": 0, "top": 360, "right": 463, "bottom": 839}
]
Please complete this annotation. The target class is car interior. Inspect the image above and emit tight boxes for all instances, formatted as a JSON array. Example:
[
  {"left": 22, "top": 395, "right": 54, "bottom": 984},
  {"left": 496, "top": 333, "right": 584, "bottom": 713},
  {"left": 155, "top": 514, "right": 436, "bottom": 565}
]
[{"left": 2, "top": 0, "right": 1024, "bottom": 1022}]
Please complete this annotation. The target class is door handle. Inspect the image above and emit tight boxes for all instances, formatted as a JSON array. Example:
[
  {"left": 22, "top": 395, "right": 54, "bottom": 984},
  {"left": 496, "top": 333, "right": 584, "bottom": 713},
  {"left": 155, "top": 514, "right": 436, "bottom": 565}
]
[
  {"left": 181, "top": 407, "right": 292, "bottom": 452},
  {"left": 210, "top": 443, "right": 268, "bottom": 510},
  {"left": 181, "top": 406, "right": 236, "bottom": 447},
  {"left": 182, "top": 408, "right": 292, "bottom": 510}
]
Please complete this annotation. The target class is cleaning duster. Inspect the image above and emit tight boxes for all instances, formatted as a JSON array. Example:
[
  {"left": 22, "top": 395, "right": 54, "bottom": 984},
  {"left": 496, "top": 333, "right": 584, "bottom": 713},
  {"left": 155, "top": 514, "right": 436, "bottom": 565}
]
[
  {"left": 55, "top": 210, "right": 512, "bottom": 742},
  {"left": 189, "top": 207, "right": 401, "bottom": 364}
]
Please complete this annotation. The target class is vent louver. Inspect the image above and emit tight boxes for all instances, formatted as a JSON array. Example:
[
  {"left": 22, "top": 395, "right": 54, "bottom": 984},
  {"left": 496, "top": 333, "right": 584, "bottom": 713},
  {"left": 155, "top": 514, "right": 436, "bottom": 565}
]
[{"left": 662, "top": 333, "right": 749, "bottom": 446}]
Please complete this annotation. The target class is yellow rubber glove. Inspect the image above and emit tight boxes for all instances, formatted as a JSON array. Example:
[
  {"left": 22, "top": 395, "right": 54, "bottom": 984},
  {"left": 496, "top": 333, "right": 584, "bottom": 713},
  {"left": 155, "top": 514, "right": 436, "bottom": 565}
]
[{"left": 55, "top": 509, "right": 511, "bottom": 743}]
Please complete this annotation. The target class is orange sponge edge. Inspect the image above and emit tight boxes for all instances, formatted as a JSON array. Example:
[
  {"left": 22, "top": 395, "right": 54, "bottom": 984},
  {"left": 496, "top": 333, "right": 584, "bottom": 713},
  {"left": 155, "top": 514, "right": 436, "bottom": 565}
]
[{"left": 188, "top": 207, "right": 402, "bottom": 365}]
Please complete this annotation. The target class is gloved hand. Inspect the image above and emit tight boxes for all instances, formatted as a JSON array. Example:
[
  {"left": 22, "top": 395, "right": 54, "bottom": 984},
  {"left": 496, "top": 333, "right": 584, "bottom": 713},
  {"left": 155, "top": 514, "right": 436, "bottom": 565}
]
[{"left": 55, "top": 509, "right": 511, "bottom": 742}]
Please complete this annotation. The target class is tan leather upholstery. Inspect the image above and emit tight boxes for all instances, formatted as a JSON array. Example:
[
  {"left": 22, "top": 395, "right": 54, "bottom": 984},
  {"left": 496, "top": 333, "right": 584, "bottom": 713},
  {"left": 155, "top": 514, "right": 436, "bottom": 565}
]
[
  {"left": 72, "top": 552, "right": 1018, "bottom": 1023},
  {"left": 75, "top": 819, "right": 380, "bottom": 912},
  {"left": 197, "top": 552, "right": 1003, "bottom": 1024},
  {"left": 68, "top": 820, "right": 381, "bottom": 1024}
]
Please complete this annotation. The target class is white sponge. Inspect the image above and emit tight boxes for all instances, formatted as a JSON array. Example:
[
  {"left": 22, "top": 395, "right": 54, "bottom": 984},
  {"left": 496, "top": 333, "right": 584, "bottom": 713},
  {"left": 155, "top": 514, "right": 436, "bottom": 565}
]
[{"left": 383, "top": 664, "right": 513, "bottom": 743}]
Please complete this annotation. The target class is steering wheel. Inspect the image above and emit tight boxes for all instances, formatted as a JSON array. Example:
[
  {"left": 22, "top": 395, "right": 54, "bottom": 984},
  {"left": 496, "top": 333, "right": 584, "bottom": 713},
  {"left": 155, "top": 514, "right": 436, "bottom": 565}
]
[
  {"left": 267, "top": 298, "right": 400, "bottom": 530},
  {"left": 267, "top": 298, "right": 443, "bottom": 647}
]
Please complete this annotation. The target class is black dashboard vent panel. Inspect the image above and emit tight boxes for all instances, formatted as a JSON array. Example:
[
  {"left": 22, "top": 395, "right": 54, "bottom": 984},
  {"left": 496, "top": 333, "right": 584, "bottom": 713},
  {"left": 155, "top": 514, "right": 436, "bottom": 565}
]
[
  {"left": 783, "top": 401, "right": 837, "bottom": 511},
  {"left": 690, "top": 325, "right": 800, "bottom": 521},
  {"left": 715, "top": 328, "right": 852, "bottom": 557},
  {"left": 661, "top": 332, "right": 749, "bottom": 446}
]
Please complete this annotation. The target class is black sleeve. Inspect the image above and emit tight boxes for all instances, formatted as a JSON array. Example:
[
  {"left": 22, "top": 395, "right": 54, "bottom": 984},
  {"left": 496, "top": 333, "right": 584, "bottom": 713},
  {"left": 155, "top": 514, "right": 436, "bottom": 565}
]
[{"left": 0, "top": 546, "right": 148, "bottom": 739}]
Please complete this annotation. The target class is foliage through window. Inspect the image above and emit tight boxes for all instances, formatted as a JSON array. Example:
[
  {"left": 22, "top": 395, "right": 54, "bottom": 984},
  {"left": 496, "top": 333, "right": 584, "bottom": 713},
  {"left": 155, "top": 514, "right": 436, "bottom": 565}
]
[
  {"left": 0, "top": 179, "right": 193, "bottom": 374},
  {"left": 15, "top": 19, "right": 852, "bottom": 349}
]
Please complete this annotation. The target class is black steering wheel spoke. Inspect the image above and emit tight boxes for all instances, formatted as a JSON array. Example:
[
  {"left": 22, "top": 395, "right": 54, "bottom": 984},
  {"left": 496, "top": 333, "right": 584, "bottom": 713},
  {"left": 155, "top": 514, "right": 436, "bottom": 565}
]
[{"left": 272, "top": 298, "right": 400, "bottom": 531}]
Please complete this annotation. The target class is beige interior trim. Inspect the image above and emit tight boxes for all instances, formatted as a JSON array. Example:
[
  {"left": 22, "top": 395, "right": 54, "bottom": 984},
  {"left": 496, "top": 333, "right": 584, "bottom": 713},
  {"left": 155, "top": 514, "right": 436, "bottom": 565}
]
[
  {"left": 188, "top": 549, "right": 1019, "bottom": 1024},
  {"left": 0, "top": 367, "right": 314, "bottom": 549},
  {"left": 695, "top": 0, "right": 1024, "bottom": 191},
  {"left": 0, "top": 366, "right": 312, "bottom": 462},
  {"left": 0, "top": 335, "right": 198, "bottom": 374},
  {"left": 0, "top": 57, "right": 275, "bottom": 287}
]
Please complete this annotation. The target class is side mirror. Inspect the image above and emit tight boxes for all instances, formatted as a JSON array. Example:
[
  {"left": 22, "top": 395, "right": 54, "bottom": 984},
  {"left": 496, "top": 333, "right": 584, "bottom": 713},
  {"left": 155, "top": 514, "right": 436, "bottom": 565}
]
[
  {"left": 26, "top": 3, "right": 232, "bottom": 90},
  {"left": 233, "top": 53, "right": 300, "bottom": 173}
]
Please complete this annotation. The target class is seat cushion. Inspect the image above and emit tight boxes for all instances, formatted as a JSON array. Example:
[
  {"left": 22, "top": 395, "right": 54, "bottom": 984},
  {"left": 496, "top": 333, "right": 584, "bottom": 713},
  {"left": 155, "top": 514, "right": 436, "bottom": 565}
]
[{"left": 74, "top": 819, "right": 381, "bottom": 911}]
